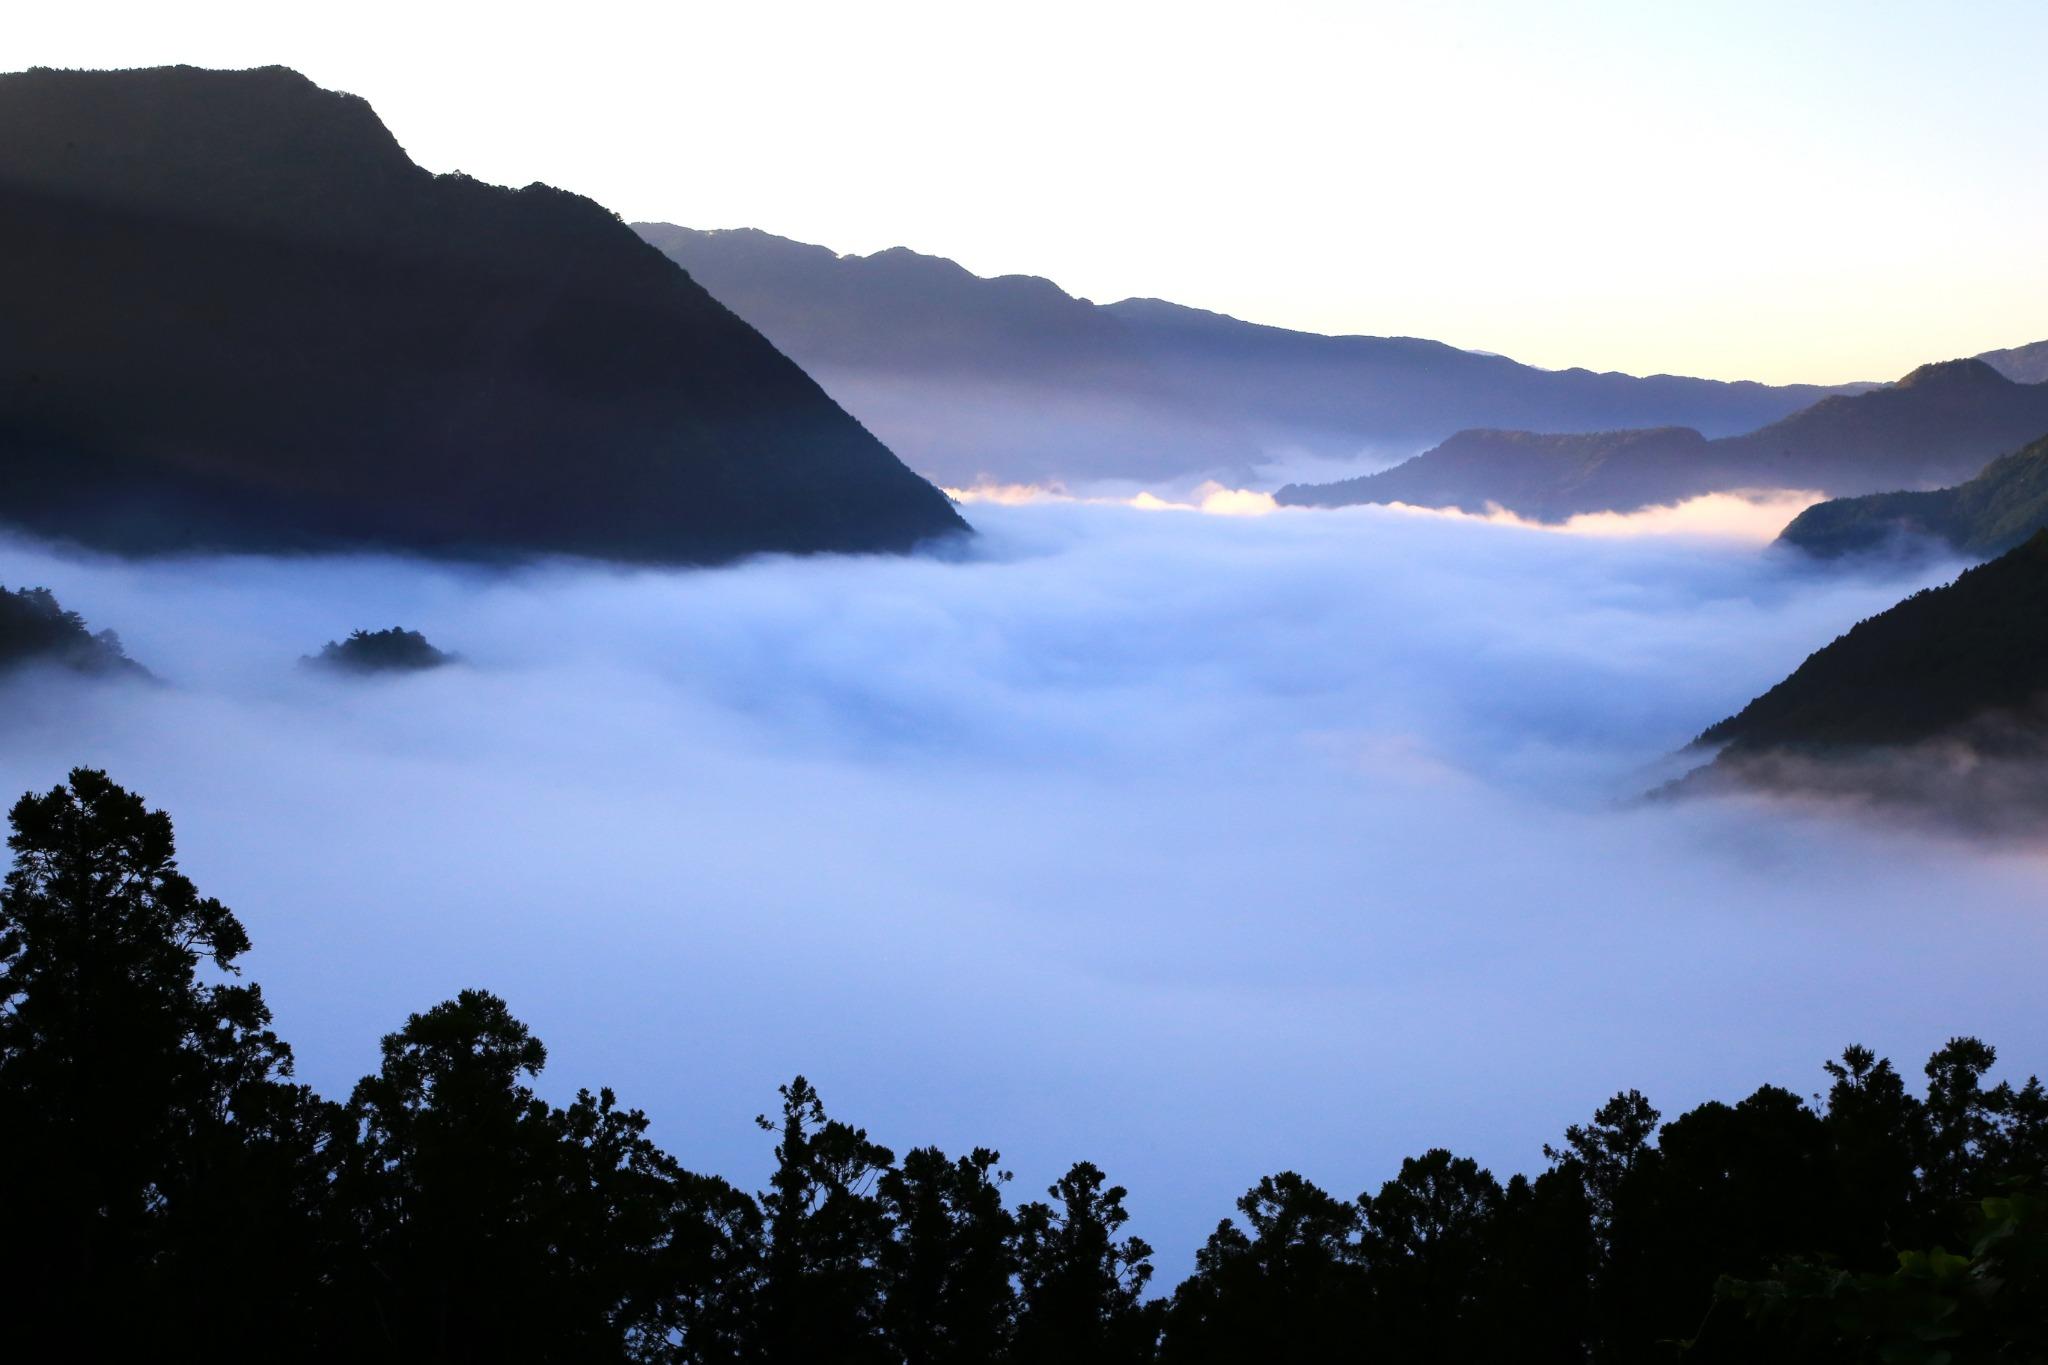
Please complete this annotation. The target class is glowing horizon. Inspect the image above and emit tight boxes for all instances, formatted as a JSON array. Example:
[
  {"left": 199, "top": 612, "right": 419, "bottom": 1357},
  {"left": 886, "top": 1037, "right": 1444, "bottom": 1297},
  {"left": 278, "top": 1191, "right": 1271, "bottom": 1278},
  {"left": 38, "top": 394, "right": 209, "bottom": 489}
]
[{"left": 946, "top": 480, "right": 1824, "bottom": 540}]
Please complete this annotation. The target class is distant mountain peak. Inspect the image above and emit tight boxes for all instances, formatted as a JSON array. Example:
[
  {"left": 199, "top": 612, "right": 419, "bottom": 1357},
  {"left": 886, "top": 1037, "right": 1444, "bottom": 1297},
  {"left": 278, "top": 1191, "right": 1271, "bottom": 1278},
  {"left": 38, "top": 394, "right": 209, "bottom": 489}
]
[{"left": 1895, "top": 357, "right": 2013, "bottom": 390}]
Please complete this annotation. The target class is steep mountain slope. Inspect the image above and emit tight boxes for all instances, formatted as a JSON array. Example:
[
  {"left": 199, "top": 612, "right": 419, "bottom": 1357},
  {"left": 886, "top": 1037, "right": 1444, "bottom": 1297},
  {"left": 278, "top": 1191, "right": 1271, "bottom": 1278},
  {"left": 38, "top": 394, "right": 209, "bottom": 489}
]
[
  {"left": 0, "top": 66, "right": 966, "bottom": 562},
  {"left": 639, "top": 224, "right": 1857, "bottom": 488},
  {"left": 1776, "top": 434, "right": 2048, "bottom": 560},
  {"left": 1674, "top": 534, "right": 2048, "bottom": 828},
  {"left": 1278, "top": 360, "right": 2048, "bottom": 520},
  {"left": 636, "top": 224, "right": 1253, "bottom": 485},
  {"left": 1699, "top": 532, "right": 2048, "bottom": 754}
]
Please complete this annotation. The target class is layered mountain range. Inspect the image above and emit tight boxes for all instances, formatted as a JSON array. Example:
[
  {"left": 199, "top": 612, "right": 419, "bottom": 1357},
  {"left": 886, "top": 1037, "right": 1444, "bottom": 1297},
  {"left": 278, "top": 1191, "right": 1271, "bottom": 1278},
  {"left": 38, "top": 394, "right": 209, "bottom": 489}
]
[
  {"left": 1277, "top": 359, "right": 2048, "bottom": 520},
  {"left": 0, "top": 66, "right": 965, "bottom": 562},
  {"left": 638, "top": 225, "right": 1866, "bottom": 488}
]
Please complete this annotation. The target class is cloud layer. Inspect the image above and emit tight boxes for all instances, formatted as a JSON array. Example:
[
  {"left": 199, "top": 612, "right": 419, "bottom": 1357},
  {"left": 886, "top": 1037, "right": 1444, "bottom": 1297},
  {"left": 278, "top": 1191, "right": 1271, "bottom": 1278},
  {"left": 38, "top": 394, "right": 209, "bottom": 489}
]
[{"left": 0, "top": 504, "right": 2037, "bottom": 1273}]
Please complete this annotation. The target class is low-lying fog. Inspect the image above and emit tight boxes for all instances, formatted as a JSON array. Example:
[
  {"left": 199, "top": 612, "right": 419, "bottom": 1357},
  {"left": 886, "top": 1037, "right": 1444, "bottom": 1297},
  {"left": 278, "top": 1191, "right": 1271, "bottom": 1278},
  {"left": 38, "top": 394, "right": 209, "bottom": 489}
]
[{"left": 2, "top": 501, "right": 2041, "bottom": 1273}]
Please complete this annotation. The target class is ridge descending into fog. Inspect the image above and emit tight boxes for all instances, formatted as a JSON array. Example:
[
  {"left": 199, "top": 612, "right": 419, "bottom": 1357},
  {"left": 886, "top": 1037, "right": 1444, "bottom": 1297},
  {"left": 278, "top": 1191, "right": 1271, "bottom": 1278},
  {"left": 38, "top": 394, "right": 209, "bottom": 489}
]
[
  {"left": 0, "top": 502, "right": 2036, "bottom": 1274},
  {"left": 0, "top": 67, "right": 965, "bottom": 563},
  {"left": 637, "top": 224, "right": 1864, "bottom": 488},
  {"left": 1279, "top": 359, "right": 2048, "bottom": 521}
]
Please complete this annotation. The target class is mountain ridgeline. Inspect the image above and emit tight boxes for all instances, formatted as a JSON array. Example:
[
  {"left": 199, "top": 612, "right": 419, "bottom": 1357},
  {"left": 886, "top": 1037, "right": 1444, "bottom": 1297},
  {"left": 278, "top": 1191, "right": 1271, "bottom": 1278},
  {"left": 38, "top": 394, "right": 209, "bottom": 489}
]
[
  {"left": 637, "top": 224, "right": 1865, "bottom": 488},
  {"left": 1978, "top": 338, "right": 2048, "bottom": 385},
  {"left": 1702, "top": 531, "right": 2048, "bottom": 753},
  {"left": 1777, "top": 432, "right": 2048, "bottom": 560},
  {"left": 1278, "top": 359, "right": 2048, "bottom": 520},
  {"left": 0, "top": 66, "right": 965, "bottom": 563},
  {"left": 1676, "top": 532, "right": 2048, "bottom": 827}
]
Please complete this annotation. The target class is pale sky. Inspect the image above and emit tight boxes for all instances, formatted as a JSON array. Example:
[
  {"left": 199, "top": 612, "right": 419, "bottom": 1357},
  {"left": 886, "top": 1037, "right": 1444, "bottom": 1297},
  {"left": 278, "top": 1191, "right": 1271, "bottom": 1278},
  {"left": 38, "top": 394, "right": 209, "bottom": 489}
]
[{"left": 11, "top": 0, "right": 2045, "bottom": 384}]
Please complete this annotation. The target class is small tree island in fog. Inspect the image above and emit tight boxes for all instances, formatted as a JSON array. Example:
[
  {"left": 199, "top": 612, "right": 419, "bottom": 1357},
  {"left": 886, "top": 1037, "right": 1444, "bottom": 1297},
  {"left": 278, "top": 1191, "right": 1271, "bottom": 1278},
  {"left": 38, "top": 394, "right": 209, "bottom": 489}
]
[{"left": 304, "top": 627, "right": 455, "bottom": 675}]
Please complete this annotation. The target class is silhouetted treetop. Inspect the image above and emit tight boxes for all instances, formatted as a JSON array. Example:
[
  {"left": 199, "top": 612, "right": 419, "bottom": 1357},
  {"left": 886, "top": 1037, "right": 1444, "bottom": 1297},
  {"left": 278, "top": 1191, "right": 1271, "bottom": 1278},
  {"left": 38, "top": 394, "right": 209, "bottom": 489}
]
[
  {"left": 0, "top": 584, "right": 146, "bottom": 677},
  {"left": 304, "top": 626, "right": 455, "bottom": 674},
  {"left": 0, "top": 770, "right": 2042, "bottom": 1361},
  {"left": 0, "top": 768, "right": 306, "bottom": 1348}
]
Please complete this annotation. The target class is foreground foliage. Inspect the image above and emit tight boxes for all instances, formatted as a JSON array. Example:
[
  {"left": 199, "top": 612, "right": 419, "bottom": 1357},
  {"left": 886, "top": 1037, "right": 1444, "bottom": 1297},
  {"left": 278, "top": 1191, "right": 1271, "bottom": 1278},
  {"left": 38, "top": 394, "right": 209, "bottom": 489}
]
[{"left": 0, "top": 769, "right": 2041, "bottom": 1361}]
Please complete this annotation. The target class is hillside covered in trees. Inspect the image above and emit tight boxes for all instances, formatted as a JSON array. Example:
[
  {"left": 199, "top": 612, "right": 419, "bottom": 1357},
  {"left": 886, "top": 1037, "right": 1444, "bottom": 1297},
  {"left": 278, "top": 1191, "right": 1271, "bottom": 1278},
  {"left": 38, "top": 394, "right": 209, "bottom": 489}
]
[
  {"left": 1675, "top": 532, "right": 2048, "bottom": 826},
  {"left": 304, "top": 627, "right": 456, "bottom": 675},
  {"left": 1778, "top": 433, "right": 2048, "bottom": 561},
  {"left": 0, "top": 584, "right": 145, "bottom": 677},
  {"left": 0, "top": 66, "right": 965, "bottom": 563},
  {"left": 2, "top": 768, "right": 2041, "bottom": 1361},
  {"left": 1699, "top": 532, "right": 2048, "bottom": 755},
  {"left": 1278, "top": 359, "right": 2048, "bottom": 521}
]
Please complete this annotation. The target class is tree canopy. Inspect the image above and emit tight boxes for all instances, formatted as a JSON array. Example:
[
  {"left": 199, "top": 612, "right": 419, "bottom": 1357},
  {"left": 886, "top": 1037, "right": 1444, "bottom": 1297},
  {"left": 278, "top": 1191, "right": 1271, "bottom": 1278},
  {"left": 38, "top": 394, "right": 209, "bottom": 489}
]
[{"left": 0, "top": 768, "right": 2040, "bottom": 1361}]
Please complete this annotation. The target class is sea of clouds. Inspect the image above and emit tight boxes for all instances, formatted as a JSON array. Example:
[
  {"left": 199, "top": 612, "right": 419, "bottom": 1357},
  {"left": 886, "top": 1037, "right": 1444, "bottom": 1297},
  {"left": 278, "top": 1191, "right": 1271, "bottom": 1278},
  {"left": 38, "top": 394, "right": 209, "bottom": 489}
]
[{"left": 0, "top": 498, "right": 2040, "bottom": 1273}]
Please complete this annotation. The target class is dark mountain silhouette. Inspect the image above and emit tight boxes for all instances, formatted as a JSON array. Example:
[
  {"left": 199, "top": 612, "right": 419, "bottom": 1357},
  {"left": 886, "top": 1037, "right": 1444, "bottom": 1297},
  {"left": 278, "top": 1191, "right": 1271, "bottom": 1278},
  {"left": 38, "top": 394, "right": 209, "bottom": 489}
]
[
  {"left": 1273, "top": 427, "right": 1712, "bottom": 521},
  {"left": 0, "top": 66, "right": 966, "bottom": 563},
  {"left": 1675, "top": 532, "right": 2048, "bottom": 826},
  {"left": 637, "top": 225, "right": 1861, "bottom": 488},
  {"left": 1777, "top": 433, "right": 2048, "bottom": 560},
  {"left": 635, "top": 225, "right": 1260, "bottom": 485},
  {"left": 0, "top": 586, "right": 145, "bottom": 678},
  {"left": 303, "top": 628, "right": 455, "bottom": 674},
  {"left": 1701, "top": 531, "right": 2048, "bottom": 753},
  {"left": 1277, "top": 359, "right": 2048, "bottom": 520},
  {"left": 1978, "top": 339, "right": 2048, "bottom": 385}
]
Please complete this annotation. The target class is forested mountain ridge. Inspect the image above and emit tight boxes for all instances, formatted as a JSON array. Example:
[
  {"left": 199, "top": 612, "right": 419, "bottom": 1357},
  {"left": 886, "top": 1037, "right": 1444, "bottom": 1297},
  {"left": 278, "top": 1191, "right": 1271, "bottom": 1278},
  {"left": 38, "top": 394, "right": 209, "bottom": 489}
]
[
  {"left": 2, "top": 768, "right": 2042, "bottom": 1360},
  {"left": 1278, "top": 358, "right": 2048, "bottom": 519},
  {"left": 1776, "top": 432, "right": 2048, "bottom": 560},
  {"left": 0, "top": 66, "right": 966, "bottom": 562},
  {"left": 638, "top": 224, "right": 1864, "bottom": 488},
  {"left": 1699, "top": 530, "right": 2048, "bottom": 755},
  {"left": 1674, "top": 532, "right": 2048, "bottom": 826},
  {"left": 0, "top": 585, "right": 145, "bottom": 677}
]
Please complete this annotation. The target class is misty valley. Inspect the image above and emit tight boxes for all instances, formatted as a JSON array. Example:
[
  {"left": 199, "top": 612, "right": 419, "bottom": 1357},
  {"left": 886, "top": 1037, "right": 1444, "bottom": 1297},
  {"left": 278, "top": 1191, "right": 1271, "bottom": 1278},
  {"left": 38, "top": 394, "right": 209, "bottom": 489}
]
[
  {"left": 2, "top": 497, "right": 2045, "bottom": 1358},
  {"left": 2, "top": 53, "right": 2046, "bottom": 1365}
]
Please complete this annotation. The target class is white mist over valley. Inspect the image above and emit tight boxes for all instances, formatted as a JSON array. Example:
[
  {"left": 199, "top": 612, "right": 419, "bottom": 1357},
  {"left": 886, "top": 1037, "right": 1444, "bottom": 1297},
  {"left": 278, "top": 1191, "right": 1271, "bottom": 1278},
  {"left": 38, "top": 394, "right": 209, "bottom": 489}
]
[{"left": 2, "top": 500, "right": 2038, "bottom": 1271}]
